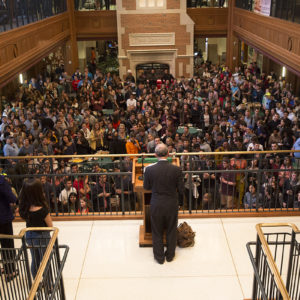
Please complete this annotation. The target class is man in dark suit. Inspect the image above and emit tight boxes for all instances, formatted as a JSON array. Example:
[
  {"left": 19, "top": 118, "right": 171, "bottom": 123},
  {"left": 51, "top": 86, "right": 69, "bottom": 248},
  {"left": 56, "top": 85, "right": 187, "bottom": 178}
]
[{"left": 143, "top": 143, "right": 184, "bottom": 264}]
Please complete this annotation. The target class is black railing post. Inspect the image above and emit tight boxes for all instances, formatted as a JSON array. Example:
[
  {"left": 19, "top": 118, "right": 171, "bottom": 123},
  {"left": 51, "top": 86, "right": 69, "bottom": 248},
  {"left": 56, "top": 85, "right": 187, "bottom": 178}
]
[
  {"left": 50, "top": 159, "right": 59, "bottom": 216},
  {"left": 188, "top": 155, "right": 193, "bottom": 214},
  {"left": 22, "top": 235, "right": 33, "bottom": 290},
  {"left": 14, "top": 0, "right": 19, "bottom": 27},
  {"left": 25, "top": 0, "right": 30, "bottom": 24},
  {"left": 252, "top": 235, "right": 262, "bottom": 299},
  {"left": 54, "top": 239, "right": 66, "bottom": 300},
  {"left": 8, "top": 0, "right": 13, "bottom": 29},
  {"left": 256, "top": 153, "right": 263, "bottom": 211},
  {"left": 286, "top": 230, "right": 296, "bottom": 294},
  {"left": 121, "top": 175, "right": 125, "bottom": 215}
]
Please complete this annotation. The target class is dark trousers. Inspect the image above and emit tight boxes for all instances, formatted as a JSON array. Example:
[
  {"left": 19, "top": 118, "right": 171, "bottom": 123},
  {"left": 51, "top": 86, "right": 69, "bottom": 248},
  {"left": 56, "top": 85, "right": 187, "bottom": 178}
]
[
  {"left": 0, "top": 222, "right": 15, "bottom": 274},
  {"left": 219, "top": 0, "right": 225, "bottom": 7},
  {"left": 151, "top": 213, "right": 178, "bottom": 261}
]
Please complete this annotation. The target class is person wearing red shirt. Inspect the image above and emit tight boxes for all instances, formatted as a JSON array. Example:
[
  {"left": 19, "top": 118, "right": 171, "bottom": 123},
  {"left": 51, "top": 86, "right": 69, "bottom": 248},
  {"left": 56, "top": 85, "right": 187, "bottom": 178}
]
[{"left": 72, "top": 76, "right": 80, "bottom": 92}]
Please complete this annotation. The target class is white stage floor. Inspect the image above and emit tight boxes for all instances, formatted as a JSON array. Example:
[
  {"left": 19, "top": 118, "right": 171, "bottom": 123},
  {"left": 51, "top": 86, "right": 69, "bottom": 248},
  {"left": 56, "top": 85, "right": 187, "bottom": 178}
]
[{"left": 13, "top": 216, "right": 300, "bottom": 300}]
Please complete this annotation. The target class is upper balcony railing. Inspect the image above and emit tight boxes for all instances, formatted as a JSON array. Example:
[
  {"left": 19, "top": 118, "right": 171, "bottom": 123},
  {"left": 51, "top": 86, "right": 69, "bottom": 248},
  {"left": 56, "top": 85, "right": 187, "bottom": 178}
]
[
  {"left": 0, "top": 0, "right": 67, "bottom": 33},
  {"left": 235, "top": 0, "right": 300, "bottom": 24},
  {"left": 75, "top": 0, "right": 227, "bottom": 10},
  {"left": 74, "top": 0, "right": 116, "bottom": 11},
  {"left": 1, "top": 150, "right": 300, "bottom": 218},
  {"left": 187, "top": 0, "right": 228, "bottom": 8}
]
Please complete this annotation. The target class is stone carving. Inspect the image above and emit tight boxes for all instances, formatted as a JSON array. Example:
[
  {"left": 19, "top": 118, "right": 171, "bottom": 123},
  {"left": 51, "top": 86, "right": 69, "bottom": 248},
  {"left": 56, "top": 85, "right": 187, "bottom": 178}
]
[{"left": 129, "top": 33, "right": 175, "bottom": 46}]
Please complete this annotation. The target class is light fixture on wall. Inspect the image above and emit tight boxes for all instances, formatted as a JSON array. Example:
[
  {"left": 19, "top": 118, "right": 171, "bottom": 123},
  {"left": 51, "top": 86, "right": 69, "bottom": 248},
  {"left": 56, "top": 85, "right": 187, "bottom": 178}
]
[
  {"left": 282, "top": 66, "right": 286, "bottom": 78},
  {"left": 19, "top": 74, "right": 23, "bottom": 84}
]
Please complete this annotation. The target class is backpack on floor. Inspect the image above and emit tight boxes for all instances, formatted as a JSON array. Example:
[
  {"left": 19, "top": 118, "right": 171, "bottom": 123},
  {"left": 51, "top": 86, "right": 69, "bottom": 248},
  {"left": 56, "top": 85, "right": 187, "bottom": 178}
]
[{"left": 177, "top": 222, "right": 195, "bottom": 248}]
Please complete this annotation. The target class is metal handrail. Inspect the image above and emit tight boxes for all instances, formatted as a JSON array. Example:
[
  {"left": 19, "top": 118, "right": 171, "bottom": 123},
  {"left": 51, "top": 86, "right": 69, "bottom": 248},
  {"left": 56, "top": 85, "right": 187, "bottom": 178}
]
[
  {"left": 0, "top": 149, "right": 299, "bottom": 159},
  {"left": 26, "top": 228, "right": 59, "bottom": 300},
  {"left": 0, "top": 227, "right": 60, "bottom": 300},
  {"left": 255, "top": 223, "right": 300, "bottom": 300}
]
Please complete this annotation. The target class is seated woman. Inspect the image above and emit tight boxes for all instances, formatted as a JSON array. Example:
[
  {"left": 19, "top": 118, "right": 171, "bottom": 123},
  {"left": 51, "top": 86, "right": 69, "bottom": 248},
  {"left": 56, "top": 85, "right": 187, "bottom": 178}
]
[
  {"left": 78, "top": 196, "right": 92, "bottom": 214},
  {"left": 68, "top": 192, "right": 78, "bottom": 213},
  {"left": 61, "top": 135, "right": 77, "bottom": 155},
  {"left": 264, "top": 180, "right": 282, "bottom": 208},
  {"left": 202, "top": 193, "right": 213, "bottom": 210},
  {"left": 243, "top": 184, "right": 262, "bottom": 209},
  {"left": 279, "top": 157, "right": 293, "bottom": 187}
]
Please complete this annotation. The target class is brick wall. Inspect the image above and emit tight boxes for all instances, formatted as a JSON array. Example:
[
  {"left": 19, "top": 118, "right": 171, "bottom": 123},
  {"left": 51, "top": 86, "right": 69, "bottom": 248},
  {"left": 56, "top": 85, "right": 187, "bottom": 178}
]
[
  {"left": 121, "top": 14, "right": 190, "bottom": 55},
  {"left": 167, "top": 0, "right": 181, "bottom": 9},
  {"left": 118, "top": 0, "right": 194, "bottom": 79}
]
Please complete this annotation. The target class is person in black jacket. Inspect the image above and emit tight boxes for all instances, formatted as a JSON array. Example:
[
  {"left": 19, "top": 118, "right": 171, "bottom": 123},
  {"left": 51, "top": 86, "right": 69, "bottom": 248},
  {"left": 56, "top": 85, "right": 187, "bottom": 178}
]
[
  {"left": 75, "top": 130, "right": 90, "bottom": 155},
  {"left": 0, "top": 174, "right": 18, "bottom": 281},
  {"left": 109, "top": 131, "right": 127, "bottom": 154},
  {"left": 91, "top": 174, "right": 111, "bottom": 211},
  {"left": 143, "top": 143, "right": 184, "bottom": 264}
]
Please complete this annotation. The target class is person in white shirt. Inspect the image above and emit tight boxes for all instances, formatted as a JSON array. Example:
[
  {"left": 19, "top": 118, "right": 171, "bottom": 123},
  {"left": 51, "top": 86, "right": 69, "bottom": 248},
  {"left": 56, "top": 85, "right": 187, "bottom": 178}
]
[
  {"left": 247, "top": 136, "right": 264, "bottom": 151},
  {"left": 81, "top": 123, "right": 91, "bottom": 140},
  {"left": 126, "top": 93, "right": 137, "bottom": 110},
  {"left": 287, "top": 107, "right": 296, "bottom": 121},
  {"left": 59, "top": 178, "right": 77, "bottom": 208},
  {"left": 0, "top": 116, "right": 8, "bottom": 133}
]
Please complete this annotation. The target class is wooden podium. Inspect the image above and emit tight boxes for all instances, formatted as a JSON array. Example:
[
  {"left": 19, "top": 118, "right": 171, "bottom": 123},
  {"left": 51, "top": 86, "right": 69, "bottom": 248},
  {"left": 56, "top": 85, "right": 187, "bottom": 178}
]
[{"left": 132, "top": 157, "right": 180, "bottom": 247}]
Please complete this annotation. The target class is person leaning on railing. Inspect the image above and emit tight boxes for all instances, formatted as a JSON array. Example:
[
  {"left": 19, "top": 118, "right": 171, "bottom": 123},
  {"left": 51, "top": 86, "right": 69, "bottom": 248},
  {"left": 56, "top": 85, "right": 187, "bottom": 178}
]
[{"left": 19, "top": 178, "right": 53, "bottom": 279}]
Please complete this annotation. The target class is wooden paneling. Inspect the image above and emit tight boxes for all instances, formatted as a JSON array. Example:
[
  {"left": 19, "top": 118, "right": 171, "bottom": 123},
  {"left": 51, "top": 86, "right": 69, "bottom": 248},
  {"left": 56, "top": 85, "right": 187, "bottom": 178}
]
[
  {"left": 66, "top": 0, "right": 78, "bottom": 74},
  {"left": 75, "top": 11, "right": 117, "bottom": 40},
  {"left": 226, "top": 0, "right": 238, "bottom": 69},
  {"left": 187, "top": 8, "right": 228, "bottom": 37},
  {"left": 0, "top": 14, "right": 70, "bottom": 88},
  {"left": 232, "top": 8, "right": 300, "bottom": 75}
]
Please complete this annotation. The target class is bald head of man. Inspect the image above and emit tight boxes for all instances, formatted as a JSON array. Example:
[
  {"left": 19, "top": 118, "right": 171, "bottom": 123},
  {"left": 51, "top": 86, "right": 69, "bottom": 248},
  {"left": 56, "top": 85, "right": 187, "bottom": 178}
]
[{"left": 155, "top": 143, "right": 169, "bottom": 158}]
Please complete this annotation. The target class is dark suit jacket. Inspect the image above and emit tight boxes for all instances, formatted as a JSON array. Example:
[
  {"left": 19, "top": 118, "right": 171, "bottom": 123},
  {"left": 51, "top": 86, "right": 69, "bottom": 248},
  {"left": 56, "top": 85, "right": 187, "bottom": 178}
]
[{"left": 143, "top": 160, "right": 184, "bottom": 216}]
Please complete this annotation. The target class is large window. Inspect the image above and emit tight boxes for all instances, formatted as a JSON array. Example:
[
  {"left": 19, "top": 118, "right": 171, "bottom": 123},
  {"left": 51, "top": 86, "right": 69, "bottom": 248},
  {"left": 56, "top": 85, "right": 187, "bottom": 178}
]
[
  {"left": 74, "top": 0, "right": 116, "bottom": 11},
  {"left": 187, "top": 0, "right": 228, "bottom": 8},
  {"left": 137, "top": 0, "right": 165, "bottom": 9},
  {"left": 0, "top": 0, "right": 67, "bottom": 33},
  {"left": 136, "top": 63, "right": 169, "bottom": 80},
  {"left": 236, "top": 0, "right": 300, "bottom": 24}
]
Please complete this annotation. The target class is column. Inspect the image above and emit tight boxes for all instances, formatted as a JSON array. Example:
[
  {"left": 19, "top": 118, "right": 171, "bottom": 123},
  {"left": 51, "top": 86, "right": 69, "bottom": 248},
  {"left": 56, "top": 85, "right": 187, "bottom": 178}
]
[
  {"left": 65, "top": 0, "right": 78, "bottom": 75},
  {"left": 226, "top": 0, "right": 236, "bottom": 70}
]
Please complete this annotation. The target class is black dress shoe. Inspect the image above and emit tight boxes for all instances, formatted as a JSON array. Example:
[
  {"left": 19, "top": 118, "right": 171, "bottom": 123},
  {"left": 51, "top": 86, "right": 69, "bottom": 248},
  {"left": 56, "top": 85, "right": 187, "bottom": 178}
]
[
  {"left": 166, "top": 256, "right": 174, "bottom": 262},
  {"left": 154, "top": 257, "right": 165, "bottom": 264},
  {"left": 165, "top": 251, "right": 174, "bottom": 262}
]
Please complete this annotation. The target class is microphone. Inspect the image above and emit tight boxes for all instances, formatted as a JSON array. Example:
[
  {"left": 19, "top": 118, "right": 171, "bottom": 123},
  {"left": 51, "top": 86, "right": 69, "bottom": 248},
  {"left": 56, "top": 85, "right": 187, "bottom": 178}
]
[{"left": 138, "top": 155, "right": 144, "bottom": 181}]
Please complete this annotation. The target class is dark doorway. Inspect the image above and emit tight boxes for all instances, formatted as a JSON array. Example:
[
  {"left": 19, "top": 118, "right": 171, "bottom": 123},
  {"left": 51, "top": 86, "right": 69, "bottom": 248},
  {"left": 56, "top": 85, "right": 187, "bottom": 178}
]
[{"left": 136, "top": 63, "right": 169, "bottom": 81}]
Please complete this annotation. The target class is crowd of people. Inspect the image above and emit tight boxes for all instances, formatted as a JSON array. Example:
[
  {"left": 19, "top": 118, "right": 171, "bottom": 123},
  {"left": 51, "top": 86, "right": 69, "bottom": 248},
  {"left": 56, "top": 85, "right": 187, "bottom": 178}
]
[{"left": 0, "top": 60, "right": 300, "bottom": 211}]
